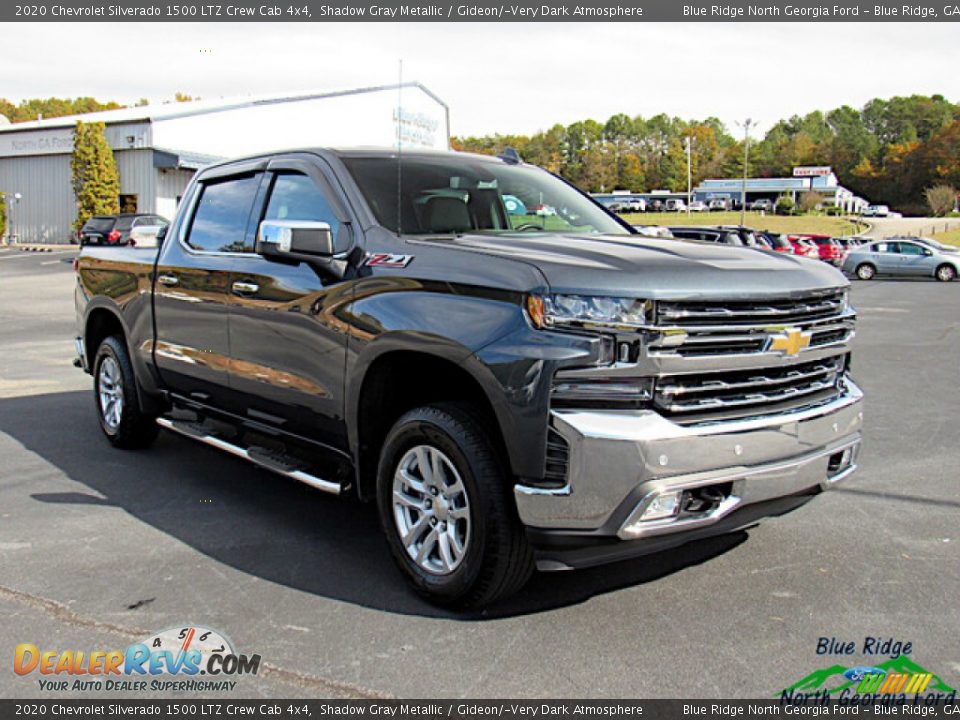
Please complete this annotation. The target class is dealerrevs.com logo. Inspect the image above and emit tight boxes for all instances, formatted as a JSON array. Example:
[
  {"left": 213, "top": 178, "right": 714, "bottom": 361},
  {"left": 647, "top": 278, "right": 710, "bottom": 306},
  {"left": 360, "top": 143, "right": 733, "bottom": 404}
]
[{"left": 14, "top": 625, "right": 261, "bottom": 693}]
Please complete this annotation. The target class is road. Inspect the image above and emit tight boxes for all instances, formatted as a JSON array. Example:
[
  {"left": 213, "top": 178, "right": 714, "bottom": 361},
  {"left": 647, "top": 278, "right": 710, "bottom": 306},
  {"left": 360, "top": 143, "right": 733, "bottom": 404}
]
[
  {"left": 1, "top": 247, "right": 958, "bottom": 700},
  {"left": 862, "top": 215, "right": 960, "bottom": 239}
]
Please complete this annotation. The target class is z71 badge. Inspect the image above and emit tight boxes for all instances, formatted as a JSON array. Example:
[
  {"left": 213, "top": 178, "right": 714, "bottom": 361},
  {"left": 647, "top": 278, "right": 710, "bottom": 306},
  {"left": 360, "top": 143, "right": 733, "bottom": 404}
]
[{"left": 365, "top": 253, "right": 414, "bottom": 268}]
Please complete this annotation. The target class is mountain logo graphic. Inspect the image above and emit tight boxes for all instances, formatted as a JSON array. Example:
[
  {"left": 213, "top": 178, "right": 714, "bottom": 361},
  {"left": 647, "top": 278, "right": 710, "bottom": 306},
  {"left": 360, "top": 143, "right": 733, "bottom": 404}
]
[{"left": 779, "top": 656, "right": 956, "bottom": 696}]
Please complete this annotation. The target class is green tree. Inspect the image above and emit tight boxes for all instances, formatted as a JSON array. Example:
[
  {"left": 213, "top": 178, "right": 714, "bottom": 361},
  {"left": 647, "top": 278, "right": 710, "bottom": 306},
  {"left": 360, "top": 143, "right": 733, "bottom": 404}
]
[
  {"left": 71, "top": 121, "right": 120, "bottom": 231},
  {"left": 0, "top": 96, "right": 122, "bottom": 123}
]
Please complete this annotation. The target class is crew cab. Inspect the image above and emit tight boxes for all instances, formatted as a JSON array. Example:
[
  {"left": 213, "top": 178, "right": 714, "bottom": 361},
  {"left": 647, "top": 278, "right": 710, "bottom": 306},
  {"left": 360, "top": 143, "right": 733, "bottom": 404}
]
[{"left": 75, "top": 148, "right": 864, "bottom": 607}]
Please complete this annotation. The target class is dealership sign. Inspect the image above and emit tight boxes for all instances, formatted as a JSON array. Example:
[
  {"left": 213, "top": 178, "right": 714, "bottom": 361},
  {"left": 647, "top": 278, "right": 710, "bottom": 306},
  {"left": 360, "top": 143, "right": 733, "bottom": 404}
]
[{"left": 793, "top": 166, "right": 833, "bottom": 177}]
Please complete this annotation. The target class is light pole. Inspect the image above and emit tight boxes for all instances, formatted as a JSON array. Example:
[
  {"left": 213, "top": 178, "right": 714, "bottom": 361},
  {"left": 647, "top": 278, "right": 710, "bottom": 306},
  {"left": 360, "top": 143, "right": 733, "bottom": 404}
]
[
  {"left": 685, "top": 136, "right": 693, "bottom": 218},
  {"left": 6, "top": 192, "right": 21, "bottom": 245},
  {"left": 736, "top": 119, "right": 755, "bottom": 226}
]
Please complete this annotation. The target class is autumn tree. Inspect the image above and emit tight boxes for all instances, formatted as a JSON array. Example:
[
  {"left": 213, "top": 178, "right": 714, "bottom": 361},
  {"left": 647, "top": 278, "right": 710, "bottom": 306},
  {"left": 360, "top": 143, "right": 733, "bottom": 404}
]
[
  {"left": 0, "top": 192, "right": 6, "bottom": 240},
  {"left": 71, "top": 121, "right": 120, "bottom": 231},
  {"left": 925, "top": 185, "right": 957, "bottom": 216},
  {"left": 452, "top": 93, "right": 959, "bottom": 208},
  {"left": 798, "top": 191, "right": 824, "bottom": 214}
]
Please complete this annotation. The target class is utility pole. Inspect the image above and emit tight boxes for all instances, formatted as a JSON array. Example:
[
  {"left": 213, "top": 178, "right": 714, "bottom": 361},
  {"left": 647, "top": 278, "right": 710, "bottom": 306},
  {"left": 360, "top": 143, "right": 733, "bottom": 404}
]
[
  {"left": 6, "top": 192, "right": 21, "bottom": 245},
  {"left": 736, "top": 118, "right": 755, "bottom": 226},
  {"left": 685, "top": 136, "right": 693, "bottom": 218}
]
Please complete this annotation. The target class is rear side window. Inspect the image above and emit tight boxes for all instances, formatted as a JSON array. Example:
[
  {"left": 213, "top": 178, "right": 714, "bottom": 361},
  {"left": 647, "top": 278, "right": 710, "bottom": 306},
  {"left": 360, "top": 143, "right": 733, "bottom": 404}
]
[{"left": 186, "top": 175, "right": 260, "bottom": 253}]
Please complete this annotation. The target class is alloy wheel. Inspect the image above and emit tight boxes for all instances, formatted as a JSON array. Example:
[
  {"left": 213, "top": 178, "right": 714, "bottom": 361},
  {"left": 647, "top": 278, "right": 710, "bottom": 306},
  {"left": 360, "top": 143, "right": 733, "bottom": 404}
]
[
  {"left": 392, "top": 445, "right": 471, "bottom": 576},
  {"left": 98, "top": 356, "right": 124, "bottom": 431}
]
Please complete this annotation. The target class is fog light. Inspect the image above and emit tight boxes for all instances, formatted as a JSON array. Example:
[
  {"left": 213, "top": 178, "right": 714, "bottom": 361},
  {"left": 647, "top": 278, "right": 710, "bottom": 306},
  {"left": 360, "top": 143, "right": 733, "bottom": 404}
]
[{"left": 640, "top": 490, "right": 683, "bottom": 522}]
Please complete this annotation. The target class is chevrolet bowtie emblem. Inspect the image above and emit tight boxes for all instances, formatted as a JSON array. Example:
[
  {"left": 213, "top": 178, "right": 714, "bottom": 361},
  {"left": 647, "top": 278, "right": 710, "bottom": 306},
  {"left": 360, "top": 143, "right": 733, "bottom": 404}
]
[{"left": 767, "top": 328, "right": 812, "bottom": 356}]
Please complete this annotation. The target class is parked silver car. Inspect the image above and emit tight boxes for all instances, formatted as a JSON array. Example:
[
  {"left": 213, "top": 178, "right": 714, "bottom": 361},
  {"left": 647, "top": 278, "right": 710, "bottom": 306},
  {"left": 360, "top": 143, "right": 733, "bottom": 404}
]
[{"left": 842, "top": 239, "right": 959, "bottom": 282}]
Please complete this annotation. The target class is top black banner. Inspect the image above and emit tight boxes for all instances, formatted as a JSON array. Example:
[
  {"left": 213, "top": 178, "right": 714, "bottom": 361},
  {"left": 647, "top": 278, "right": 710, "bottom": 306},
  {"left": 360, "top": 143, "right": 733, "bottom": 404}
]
[{"left": 5, "top": 0, "right": 960, "bottom": 22}]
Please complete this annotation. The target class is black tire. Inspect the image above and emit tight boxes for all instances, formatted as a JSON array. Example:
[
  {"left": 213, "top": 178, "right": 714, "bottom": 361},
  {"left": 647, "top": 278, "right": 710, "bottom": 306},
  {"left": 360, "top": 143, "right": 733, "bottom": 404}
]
[
  {"left": 935, "top": 264, "right": 956, "bottom": 282},
  {"left": 376, "top": 403, "right": 534, "bottom": 608},
  {"left": 92, "top": 336, "right": 159, "bottom": 449},
  {"left": 855, "top": 263, "right": 876, "bottom": 281}
]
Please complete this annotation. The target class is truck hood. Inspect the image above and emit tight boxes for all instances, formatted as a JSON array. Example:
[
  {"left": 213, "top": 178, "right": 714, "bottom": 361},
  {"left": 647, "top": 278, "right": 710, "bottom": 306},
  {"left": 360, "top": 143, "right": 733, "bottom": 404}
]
[{"left": 443, "top": 232, "right": 848, "bottom": 299}]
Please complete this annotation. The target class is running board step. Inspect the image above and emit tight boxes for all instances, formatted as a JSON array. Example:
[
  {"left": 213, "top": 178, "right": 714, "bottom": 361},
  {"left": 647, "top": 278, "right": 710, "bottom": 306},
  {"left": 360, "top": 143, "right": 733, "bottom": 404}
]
[{"left": 156, "top": 417, "right": 341, "bottom": 495}]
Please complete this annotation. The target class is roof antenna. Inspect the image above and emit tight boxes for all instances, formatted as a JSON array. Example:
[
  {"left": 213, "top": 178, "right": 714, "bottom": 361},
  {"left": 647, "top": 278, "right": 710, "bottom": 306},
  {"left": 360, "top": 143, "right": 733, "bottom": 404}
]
[
  {"left": 498, "top": 147, "right": 522, "bottom": 165},
  {"left": 396, "top": 59, "right": 403, "bottom": 238}
]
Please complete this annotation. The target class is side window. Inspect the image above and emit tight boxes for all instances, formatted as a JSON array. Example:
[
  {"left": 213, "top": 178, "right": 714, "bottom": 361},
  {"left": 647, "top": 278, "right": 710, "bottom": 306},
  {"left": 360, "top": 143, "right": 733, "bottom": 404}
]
[
  {"left": 264, "top": 173, "right": 341, "bottom": 238},
  {"left": 899, "top": 243, "right": 923, "bottom": 256},
  {"left": 186, "top": 175, "right": 260, "bottom": 253}
]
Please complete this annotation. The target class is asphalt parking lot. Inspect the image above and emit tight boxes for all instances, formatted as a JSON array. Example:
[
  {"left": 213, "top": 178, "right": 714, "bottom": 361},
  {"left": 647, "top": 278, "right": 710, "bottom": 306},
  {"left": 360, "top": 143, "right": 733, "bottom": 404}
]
[{"left": 1, "top": 246, "right": 958, "bottom": 699}]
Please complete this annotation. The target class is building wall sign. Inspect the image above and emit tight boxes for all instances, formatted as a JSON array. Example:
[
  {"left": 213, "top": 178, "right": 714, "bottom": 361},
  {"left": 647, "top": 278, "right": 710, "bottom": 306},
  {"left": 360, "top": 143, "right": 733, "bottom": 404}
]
[
  {"left": 793, "top": 166, "right": 833, "bottom": 177},
  {"left": 0, "top": 130, "right": 74, "bottom": 157}
]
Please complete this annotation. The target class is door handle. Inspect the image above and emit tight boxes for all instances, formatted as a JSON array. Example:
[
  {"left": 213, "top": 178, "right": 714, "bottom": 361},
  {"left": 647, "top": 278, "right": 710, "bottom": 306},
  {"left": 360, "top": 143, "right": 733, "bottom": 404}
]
[
  {"left": 232, "top": 281, "right": 259, "bottom": 294},
  {"left": 157, "top": 274, "right": 179, "bottom": 287}
]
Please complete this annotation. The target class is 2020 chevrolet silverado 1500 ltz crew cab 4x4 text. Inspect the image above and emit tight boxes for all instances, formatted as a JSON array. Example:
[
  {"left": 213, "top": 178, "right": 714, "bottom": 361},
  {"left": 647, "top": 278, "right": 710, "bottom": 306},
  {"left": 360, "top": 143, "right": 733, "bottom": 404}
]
[{"left": 75, "top": 148, "right": 864, "bottom": 607}]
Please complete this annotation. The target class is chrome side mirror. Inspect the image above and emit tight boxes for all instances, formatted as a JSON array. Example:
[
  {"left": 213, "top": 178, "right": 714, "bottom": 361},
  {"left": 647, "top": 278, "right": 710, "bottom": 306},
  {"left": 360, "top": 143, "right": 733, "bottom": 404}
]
[{"left": 257, "top": 220, "right": 334, "bottom": 258}]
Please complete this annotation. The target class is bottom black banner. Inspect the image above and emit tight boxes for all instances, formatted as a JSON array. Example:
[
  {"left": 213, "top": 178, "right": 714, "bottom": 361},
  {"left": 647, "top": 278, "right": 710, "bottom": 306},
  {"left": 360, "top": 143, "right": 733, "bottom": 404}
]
[{"left": 2, "top": 699, "right": 960, "bottom": 720}]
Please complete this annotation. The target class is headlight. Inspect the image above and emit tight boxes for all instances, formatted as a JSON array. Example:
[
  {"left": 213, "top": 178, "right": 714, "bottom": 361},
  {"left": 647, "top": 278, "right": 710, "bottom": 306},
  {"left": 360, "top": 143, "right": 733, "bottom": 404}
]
[{"left": 527, "top": 294, "right": 653, "bottom": 330}]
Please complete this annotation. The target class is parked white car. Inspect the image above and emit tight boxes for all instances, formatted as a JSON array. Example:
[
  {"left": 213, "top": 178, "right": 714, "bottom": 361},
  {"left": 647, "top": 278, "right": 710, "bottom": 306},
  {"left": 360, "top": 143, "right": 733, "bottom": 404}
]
[
  {"left": 127, "top": 224, "right": 167, "bottom": 248},
  {"left": 688, "top": 201, "right": 707, "bottom": 212}
]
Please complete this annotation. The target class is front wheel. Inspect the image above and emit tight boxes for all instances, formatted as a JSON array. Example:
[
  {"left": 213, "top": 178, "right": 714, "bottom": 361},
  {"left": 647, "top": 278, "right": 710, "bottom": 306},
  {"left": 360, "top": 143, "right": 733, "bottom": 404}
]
[
  {"left": 935, "top": 264, "right": 957, "bottom": 282},
  {"left": 93, "top": 336, "right": 159, "bottom": 448},
  {"left": 376, "top": 404, "right": 534, "bottom": 608},
  {"left": 855, "top": 263, "right": 876, "bottom": 281}
]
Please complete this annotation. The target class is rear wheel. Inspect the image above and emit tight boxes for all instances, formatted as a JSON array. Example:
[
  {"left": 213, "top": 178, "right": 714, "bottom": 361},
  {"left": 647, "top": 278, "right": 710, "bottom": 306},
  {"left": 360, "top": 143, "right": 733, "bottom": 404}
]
[
  {"left": 935, "top": 264, "right": 956, "bottom": 282},
  {"left": 93, "top": 336, "right": 159, "bottom": 448},
  {"left": 855, "top": 263, "right": 876, "bottom": 281},
  {"left": 376, "top": 404, "right": 534, "bottom": 608}
]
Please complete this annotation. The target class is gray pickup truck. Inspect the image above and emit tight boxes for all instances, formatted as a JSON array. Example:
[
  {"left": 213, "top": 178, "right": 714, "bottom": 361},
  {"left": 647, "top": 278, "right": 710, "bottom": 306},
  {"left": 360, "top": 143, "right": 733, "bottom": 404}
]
[{"left": 75, "top": 148, "right": 864, "bottom": 606}]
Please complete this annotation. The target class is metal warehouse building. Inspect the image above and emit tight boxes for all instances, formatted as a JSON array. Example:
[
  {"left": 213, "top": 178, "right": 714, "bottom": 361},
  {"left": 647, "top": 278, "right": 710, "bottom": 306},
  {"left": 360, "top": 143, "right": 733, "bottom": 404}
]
[{"left": 0, "top": 83, "right": 450, "bottom": 244}]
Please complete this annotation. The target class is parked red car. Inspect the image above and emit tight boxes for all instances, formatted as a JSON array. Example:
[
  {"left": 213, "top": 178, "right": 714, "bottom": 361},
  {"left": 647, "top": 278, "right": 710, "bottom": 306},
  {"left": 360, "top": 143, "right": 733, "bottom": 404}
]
[
  {"left": 795, "top": 233, "right": 846, "bottom": 266},
  {"left": 757, "top": 231, "right": 794, "bottom": 253},
  {"left": 787, "top": 235, "right": 820, "bottom": 259}
]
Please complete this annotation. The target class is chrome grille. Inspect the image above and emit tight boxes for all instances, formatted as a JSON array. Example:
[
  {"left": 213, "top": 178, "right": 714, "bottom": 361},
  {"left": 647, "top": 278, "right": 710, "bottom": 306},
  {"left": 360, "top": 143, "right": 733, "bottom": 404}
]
[
  {"left": 657, "top": 291, "right": 846, "bottom": 326},
  {"left": 655, "top": 357, "right": 845, "bottom": 420},
  {"left": 650, "top": 291, "right": 853, "bottom": 358}
]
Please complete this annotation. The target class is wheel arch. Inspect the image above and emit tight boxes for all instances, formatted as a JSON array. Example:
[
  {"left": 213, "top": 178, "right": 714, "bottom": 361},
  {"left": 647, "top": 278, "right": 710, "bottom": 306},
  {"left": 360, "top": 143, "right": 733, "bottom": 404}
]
[
  {"left": 83, "top": 302, "right": 166, "bottom": 416},
  {"left": 348, "top": 339, "right": 512, "bottom": 503}
]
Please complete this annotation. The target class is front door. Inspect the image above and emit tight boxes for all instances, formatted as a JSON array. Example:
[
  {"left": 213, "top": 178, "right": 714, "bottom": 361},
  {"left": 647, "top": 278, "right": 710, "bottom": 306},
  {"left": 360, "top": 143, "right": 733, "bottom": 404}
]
[
  {"left": 895, "top": 241, "right": 933, "bottom": 277},
  {"left": 152, "top": 171, "right": 263, "bottom": 408},
  {"left": 226, "top": 158, "right": 355, "bottom": 451}
]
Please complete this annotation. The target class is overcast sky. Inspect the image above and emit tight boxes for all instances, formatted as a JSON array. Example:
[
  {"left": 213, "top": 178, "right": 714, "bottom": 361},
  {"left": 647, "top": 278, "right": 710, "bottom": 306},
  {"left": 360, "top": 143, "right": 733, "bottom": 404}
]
[{"left": 2, "top": 22, "right": 957, "bottom": 137}]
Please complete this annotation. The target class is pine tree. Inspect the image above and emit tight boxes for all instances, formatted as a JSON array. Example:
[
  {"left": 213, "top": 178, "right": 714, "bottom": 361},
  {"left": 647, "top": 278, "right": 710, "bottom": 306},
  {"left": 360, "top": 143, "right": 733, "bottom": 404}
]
[{"left": 71, "top": 121, "right": 120, "bottom": 230}]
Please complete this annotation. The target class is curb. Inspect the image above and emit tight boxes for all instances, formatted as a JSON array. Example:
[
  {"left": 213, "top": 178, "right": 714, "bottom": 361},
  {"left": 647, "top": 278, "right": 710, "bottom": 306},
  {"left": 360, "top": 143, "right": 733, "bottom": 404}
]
[{"left": 7, "top": 244, "right": 77, "bottom": 253}]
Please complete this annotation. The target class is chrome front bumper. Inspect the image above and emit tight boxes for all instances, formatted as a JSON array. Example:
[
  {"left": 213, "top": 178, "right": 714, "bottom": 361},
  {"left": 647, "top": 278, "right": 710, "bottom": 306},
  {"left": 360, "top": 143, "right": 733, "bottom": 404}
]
[{"left": 515, "top": 377, "right": 863, "bottom": 541}]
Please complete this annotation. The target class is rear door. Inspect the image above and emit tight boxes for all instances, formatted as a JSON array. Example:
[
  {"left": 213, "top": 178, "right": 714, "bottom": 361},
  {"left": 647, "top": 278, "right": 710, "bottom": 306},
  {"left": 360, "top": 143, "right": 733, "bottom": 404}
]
[
  {"left": 873, "top": 242, "right": 900, "bottom": 274},
  {"left": 152, "top": 165, "right": 265, "bottom": 408},
  {"left": 225, "top": 155, "right": 356, "bottom": 451}
]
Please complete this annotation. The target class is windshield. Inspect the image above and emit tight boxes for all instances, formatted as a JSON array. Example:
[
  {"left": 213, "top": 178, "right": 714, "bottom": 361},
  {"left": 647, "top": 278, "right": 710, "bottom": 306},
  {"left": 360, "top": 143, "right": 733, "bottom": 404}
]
[{"left": 342, "top": 155, "right": 629, "bottom": 236}]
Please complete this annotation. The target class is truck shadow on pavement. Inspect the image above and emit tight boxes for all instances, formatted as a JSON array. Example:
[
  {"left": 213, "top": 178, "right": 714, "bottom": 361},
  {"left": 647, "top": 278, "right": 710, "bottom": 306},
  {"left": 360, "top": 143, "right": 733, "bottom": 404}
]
[{"left": 3, "top": 390, "right": 748, "bottom": 620}]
